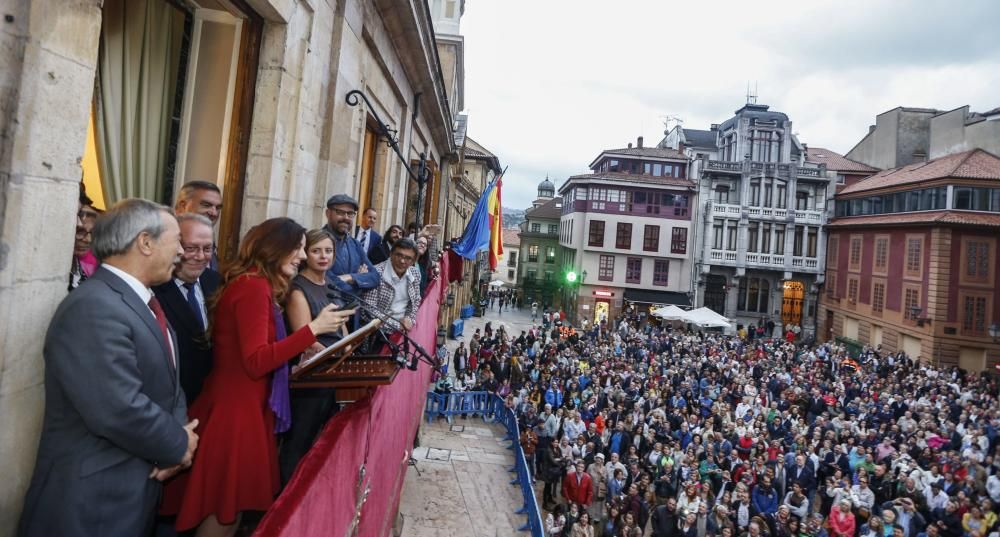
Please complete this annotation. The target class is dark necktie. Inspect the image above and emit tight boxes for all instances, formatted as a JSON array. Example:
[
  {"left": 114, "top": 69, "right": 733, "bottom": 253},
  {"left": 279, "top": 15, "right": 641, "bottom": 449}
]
[
  {"left": 183, "top": 282, "right": 204, "bottom": 329},
  {"left": 360, "top": 229, "right": 368, "bottom": 251},
  {"left": 148, "top": 296, "right": 175, "bottom": 368}
]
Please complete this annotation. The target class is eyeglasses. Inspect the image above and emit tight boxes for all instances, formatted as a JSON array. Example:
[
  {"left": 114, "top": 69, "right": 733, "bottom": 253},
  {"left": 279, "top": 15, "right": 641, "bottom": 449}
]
[
  {"left": 331, "top": 208, "right": 357, "bottom": 218},
  {"left": 391, "top": 252, "right": 415, "bottom": 263},
  {"left": 182, "top": 244, "right": 214, "bottom": 256}
]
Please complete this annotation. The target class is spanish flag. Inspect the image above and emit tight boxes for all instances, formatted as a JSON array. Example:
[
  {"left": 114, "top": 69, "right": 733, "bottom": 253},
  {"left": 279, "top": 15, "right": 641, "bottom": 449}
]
[{"left": 488, "top": 178, "right": 503, "bottom": 270}]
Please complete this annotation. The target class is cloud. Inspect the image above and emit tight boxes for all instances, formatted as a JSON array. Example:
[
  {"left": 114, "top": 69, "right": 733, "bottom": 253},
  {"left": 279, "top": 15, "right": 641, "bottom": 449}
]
[{"left": 458, "top": 0, "right": 1000, "bottom": 210}]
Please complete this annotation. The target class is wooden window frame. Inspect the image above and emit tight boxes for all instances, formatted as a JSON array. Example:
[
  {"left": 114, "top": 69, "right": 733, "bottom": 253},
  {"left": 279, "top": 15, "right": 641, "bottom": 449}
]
[
  {"left": 588, "top": 220, "right": 605, "bottom": 247},
  {"left": 904, "top": 234, "right": 924, "bottom": 281},
  {"left": 625, "top": 257, "right": 642, "bottom": 284},
  {"left": 959, "top": 237, "right": 994, "bottom": 286},
  {"left": 871, "top": 279, "right": 885, "bottom": 315},
  {"left": 828, "top": 236, "right": 839, "bottom": 266},
  {"left": 598, "top": 254, "right": 614, "bottom": 281},
  {"left": 873, "top": 235, "right": 890, "bottom": 276},
  {"left": 615, "top": 222, "right": 632, "bottom": 249},
  {"left": 643, "top": 225, "right": 660, "bottom": 252},
  {"left": 653, "top": 259, "right": 669, "bottom": 286},
  {"left": 670, "top": 227, "right": 687, "bottom": 254},
  {"left": 848, "top": 235, "right": 862, "bottom": 272},
  {"left": 959, "top": 291, "right": 991, "bottom": 336}
]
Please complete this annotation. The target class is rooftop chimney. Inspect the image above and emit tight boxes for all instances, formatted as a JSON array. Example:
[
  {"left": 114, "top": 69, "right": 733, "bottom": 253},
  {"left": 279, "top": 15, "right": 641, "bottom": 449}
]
[
  {"left": 868, "top": 125, "right": 876, "bottom": 134},
  {"left": 628, "top": 142, "right": 633, "bottom": 149},
  {"left": 710, "top": 124, "right": 719, "bottom": 131},
  {"left": 637, "top": 136, "right": 644, "bottom": 148}
]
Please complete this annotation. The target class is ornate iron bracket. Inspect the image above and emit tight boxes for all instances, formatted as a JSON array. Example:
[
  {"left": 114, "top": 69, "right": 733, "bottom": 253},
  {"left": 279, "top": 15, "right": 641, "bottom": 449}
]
[{"left": 346, "top": 89, "right": 431, "bottom": 227}]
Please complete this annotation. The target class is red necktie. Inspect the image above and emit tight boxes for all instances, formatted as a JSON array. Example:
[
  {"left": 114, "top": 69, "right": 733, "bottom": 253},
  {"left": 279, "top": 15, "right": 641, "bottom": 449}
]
[{"left": 148, "top": 296, "right": 175, "bottom": 369}]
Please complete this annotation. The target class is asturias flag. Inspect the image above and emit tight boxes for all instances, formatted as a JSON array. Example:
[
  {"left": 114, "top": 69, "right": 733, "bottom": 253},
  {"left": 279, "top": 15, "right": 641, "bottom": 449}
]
[
  {"left": 488, "top": 178, "right": 503, "bottom": 270},
  {"left": 451, "top": 179, "right": 496, "bottom": 260}
]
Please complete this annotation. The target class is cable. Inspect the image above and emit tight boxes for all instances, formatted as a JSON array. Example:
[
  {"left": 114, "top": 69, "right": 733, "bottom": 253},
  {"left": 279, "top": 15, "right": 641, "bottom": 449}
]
[{"left": 326, "top": 284, "right": 438, "bottom": 372}]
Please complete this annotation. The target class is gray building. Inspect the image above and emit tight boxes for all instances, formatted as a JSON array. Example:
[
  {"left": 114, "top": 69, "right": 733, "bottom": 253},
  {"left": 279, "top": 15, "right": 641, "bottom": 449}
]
[
  {"left": 667, "top": 103, "right": 830, "bottom": 338},
  {"left": 846, "top": 105, "right": 1000, "bottom": 170}
]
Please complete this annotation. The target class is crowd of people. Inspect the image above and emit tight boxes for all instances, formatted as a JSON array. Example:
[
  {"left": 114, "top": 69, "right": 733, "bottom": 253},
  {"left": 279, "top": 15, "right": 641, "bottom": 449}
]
[
  {"left": 442, "top": 310, "right": 1000, "bottom": 537},
  {"left": 21, "top": 183, "right": 442, "bottom": 537}
]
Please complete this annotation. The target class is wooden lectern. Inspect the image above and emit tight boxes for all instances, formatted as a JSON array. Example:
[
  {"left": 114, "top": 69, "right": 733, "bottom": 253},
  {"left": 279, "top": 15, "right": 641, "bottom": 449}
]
[{"left": 290, "top": 319, "right": 401, "bottom": 402}]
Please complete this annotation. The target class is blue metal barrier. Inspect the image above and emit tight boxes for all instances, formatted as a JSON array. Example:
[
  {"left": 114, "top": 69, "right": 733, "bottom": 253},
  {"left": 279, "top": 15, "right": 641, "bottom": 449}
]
[{"left": 423, "top": 391, "right": 544, "bottom": 536}]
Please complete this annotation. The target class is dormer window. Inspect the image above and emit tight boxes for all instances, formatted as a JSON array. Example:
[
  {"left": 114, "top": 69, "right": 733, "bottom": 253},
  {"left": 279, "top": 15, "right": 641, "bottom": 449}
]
[{"left": 609, "top": 159, "right": 619, "bottom": 172}]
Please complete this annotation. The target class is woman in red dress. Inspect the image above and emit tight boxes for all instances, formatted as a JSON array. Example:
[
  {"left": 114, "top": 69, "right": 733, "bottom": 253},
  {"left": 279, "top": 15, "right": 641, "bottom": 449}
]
[{"left": 164, "top": 217, "right": 352, "bottom": 536}]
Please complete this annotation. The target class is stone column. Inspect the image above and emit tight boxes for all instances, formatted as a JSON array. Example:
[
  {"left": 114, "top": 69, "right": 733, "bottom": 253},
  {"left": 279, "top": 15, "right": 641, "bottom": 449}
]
[{"left": 0, "top": 2, "right": 103, "bottom": 531}]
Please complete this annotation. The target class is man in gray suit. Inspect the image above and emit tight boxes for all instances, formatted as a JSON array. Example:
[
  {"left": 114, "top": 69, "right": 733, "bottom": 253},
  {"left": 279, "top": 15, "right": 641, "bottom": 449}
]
[{"left": 19, "top": 199, "right": 200, "bottom": 537}]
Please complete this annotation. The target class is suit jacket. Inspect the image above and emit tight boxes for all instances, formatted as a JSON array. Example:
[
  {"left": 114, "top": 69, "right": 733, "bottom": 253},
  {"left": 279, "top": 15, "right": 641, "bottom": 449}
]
[
  {"left": 354, "top": 225, "right": 382, "bottom": 257},
  {"left": 19, "top": 267, "right": 189, "bottom": 537},
  {"left": 152, "top": 269, "right": 221, "bottom": 405},
  {"left": 361, "top": 261, "right": 422, "bottom": 332}
]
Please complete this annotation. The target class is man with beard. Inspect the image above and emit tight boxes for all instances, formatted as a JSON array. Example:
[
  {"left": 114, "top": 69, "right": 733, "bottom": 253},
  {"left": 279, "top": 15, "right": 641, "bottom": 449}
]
[
  {"left": 322, "top": 194, "right": 378, "bottom": 294},
  {"left": 651, "top": 496, "right": 680, "bottom": 537},
  {"left": 368, "top": 224, "right": 402, "bottom": 265}
]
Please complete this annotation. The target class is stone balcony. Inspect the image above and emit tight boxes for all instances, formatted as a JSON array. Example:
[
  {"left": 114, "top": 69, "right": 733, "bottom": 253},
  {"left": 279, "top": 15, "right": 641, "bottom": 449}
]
[
  {"left": 703, "top": 160, "right": 827, "bottom": 180},
  {"left": 711, "top": 203, "right": 824, "bottom": 224},
  {"left": 708, "top": 249, "right": 821, "bottom": 272}
]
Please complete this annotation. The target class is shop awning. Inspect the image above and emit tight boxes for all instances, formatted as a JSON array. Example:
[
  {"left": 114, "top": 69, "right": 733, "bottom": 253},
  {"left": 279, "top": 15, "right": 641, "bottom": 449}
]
[{"left": 622, "top": 288, "right": 691, "bottom": 306}]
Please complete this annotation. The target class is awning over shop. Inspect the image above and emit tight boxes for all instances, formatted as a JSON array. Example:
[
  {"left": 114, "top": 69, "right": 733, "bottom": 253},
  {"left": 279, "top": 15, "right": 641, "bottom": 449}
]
[{"left": 622, "top": 289, "right": 691, "bottom": 306}]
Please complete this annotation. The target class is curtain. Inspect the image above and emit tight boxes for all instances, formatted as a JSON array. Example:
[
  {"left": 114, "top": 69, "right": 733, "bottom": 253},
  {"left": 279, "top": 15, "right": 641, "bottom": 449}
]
[{"left": 95, "top": 0, "right": 185, "bottom": 204}]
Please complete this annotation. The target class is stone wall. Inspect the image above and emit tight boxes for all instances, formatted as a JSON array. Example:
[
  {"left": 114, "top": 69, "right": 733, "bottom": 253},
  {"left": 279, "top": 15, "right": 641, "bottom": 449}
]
[{"left": 0, "top": 2, "right": 104, "bottom": 531}]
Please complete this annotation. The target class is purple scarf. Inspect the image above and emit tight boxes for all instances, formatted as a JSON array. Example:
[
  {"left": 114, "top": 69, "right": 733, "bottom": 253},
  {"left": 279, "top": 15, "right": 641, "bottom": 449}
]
[{"left": 268, "top": 304, "right": 291, "bottom": 433}]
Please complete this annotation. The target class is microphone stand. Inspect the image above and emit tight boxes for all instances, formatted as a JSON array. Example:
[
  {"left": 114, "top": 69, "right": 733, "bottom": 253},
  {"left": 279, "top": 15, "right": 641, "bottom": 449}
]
[{"left": 326, "top": 284, "right": 438, "bottom": 372}]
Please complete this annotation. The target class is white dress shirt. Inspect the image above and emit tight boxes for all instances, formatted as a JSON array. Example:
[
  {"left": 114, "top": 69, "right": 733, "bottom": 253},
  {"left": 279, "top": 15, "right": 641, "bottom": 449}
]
[{"left": 103, "top": 264, "right": 175, "bottom": 360}]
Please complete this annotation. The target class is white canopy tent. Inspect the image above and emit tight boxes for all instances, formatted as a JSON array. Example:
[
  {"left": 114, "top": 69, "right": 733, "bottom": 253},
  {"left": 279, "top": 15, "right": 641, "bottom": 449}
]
[
  {"left": 651, "top": 305, "right": 690, "bottom": 321},
  {"left": 488, "top": 279, "right": 507, "bottom": 287},
  {"left": 683, "top": 307, "right": 733, "bottom": 329}
]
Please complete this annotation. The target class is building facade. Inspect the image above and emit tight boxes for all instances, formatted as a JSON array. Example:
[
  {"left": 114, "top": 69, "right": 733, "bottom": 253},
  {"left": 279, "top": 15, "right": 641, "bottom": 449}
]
[
  {"left": 0, "top": 0, "right": 468, "bottom": 529},
  {"left": 499, "top": 229, "right": 521, "bottom": 286},
  {"left": 677, "top": 103, "right": 830, "bottom": 338},
  {"left": 518, "top": 179, "right": 563, "bottom": 309},
  {"left": 558, "top": 139, "right": 696, "bottom": 324},
  {"left": 846, "top": 105, "right": 1000, "bottom": 171},
  {"left": 821, "top": 149, "right": 1000, "bottom": 371}
]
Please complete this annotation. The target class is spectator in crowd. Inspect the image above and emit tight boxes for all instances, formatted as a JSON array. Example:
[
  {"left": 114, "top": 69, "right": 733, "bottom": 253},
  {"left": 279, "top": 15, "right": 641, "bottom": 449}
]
[
  {"left": 163, "top": 217, "right": 352, "bottom": 537},
  {"left": 69, "top": 183, "right": 100, "bottom": 291},
  {"left": 174, "top": 180, "right": 224, "bottom": 269},
  {"left": 20, "top": 199, "right": 197, "bottom": 537},
  {"left": 369, "top": 224, "right": 403, "bottom": 265},
  {"left": 354, "top": 207, "right": 381, "bottom": 258},
  {"left": 152, "top": 213, "right": 221, "bottom": 405},
  {"left": 279, "top": 228, "right": 354, "bottom": 483},
  {"left": 361, "top": 238, "right": 422, "bottom": 332}
]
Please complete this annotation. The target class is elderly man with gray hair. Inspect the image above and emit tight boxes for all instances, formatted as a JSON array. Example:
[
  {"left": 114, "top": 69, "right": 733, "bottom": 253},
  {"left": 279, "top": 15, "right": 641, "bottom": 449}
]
[{"left": 19, "top": 199, "right": 200, "bottom": 537}]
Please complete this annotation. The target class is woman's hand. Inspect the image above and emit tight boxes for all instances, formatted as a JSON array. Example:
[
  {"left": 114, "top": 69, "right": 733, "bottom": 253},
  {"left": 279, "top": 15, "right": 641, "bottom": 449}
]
[{"left": 309, "top": 304, "right": 356, "bottom": 335}]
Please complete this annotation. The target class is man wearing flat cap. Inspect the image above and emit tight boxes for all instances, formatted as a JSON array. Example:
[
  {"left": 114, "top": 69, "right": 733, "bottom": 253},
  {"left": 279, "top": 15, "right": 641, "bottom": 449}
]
[{"left": 323, "top": 194, "right": 379, "bottom": 293}]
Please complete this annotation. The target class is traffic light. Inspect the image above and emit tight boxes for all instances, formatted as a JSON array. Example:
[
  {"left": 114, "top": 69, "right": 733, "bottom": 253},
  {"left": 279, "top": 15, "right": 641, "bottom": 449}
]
[{"left": 565, "top": 271, "right": 578, "bottom": 283}]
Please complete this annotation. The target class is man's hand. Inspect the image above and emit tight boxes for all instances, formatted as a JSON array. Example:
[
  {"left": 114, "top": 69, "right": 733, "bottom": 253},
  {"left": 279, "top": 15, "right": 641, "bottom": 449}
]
[
  {"left": 181, "top": 419, "right": 200, "bottom": 467},
  {"left": 150, "top": 419, "right": 200, "bottom": 482},
  {"left": 358, "top": 264, "right": 368, "bottom": 274},
  {"left": 338, "top": 274, "right": 354, "bottom": 284},
  {"left": 401, "top": 318, "right": 414, "bottom": 331}
]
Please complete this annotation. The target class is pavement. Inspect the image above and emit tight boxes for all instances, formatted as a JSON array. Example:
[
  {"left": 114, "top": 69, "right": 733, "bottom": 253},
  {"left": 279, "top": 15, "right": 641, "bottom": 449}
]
[{"left": 396, "top": 304, "right": 539, "bottom": 537}]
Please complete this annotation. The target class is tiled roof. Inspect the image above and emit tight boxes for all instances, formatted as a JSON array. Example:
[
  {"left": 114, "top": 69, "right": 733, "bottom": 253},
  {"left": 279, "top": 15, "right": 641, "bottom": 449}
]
[
  {"left": 805, "top": 147, "right": 879, "bottom": 173},
  {"left": 683, "top": 129, "right": 717, "bottom": 149},
  {"left": 501, "top": 229, "right": 521, "bottom": 247},
  {"left": 838, "top": 149, "right": 1000, "bottom": 196},
  {"left": 828, "top": 210, "right": 1000, "bottom": 228},
  {"left": 561, "top": 172, "right": 696, "bottom": 190},
  {"left": 600, "top": 146, "right": 687, "bottom": 160},
  {"left": 524, "top": 197, "right": 563, "bottom": 220}
]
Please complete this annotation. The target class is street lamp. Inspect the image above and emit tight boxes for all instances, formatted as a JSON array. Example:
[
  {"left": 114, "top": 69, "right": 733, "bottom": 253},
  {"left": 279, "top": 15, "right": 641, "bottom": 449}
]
[{"left": 989, "top": 323, "right": 1000, "bottom": 342}]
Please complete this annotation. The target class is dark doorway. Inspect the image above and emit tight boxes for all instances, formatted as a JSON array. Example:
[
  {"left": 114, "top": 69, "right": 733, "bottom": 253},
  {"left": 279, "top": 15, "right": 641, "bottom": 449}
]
[{"left": 705, "top": 274, "right": 727, "bottom": 315}]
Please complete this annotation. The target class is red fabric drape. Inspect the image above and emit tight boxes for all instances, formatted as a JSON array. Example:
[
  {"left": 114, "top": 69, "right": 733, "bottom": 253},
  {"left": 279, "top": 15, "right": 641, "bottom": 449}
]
[{"left": 253, "top": 256, "right": 447, "bottom": 537}]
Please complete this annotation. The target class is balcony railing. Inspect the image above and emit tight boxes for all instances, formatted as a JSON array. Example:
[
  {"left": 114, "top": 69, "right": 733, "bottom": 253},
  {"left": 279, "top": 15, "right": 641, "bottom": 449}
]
[
  {"left": 745, "top": 252, "right": 785, "bottom": 268},
  {"left": 705, "top": 160, "right": 742, "bottom": 172},
  {"left": 709, "top": 250, "right": 819, "bottom": 271},
  {"left": 709, "top": 250, "right": 738, "bottom": 263},
  {"left": 797, "top": 167, "right": 823, "bottom": 178},
  {"left": 711, "top": 203, "right": 743, "bottom": 217},
  {"left": 791, "top": 257, "right": 820, "bottom": 269}
]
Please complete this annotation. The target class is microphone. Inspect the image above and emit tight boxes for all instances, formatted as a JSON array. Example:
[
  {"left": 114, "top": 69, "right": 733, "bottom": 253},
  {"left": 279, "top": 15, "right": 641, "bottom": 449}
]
[{"left": 326, "top": 283, "right": 436, "bottom": 372}]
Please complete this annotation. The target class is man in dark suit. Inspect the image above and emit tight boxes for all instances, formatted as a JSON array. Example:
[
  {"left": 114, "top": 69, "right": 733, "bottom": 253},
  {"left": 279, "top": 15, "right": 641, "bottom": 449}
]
[
  {"left": 354, "top": 207, "right": 381, "bottom": 257},
  {"left": 19, "top": 199, "right": 199, "bottom": 537},
  {"left": 369, "top": 224, "right": 403, "bottom": 265},
  {"left": 785, "top": 453, "right": 817, "bottom": 496},
  {"left": 152, "top": 213, "right": 221, "bottom": 405}
]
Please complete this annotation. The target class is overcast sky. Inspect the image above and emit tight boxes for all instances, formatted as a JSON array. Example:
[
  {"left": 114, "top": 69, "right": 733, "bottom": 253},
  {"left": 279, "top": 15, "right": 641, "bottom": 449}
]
[{"left": 459, "top": 0, "right": 1000, "bottom": 210}]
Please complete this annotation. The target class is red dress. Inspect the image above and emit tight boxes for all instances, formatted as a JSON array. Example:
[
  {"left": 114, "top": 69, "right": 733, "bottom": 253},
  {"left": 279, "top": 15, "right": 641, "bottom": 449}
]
[{"left": 163, "top": 273, "right": 316, "bottom": 529}]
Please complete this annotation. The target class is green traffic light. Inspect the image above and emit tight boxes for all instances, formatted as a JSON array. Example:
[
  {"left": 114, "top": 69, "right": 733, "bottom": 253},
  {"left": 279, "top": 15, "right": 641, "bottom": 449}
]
[{"left": 566, "top": 271, "right": 578, "bottom": 283}]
